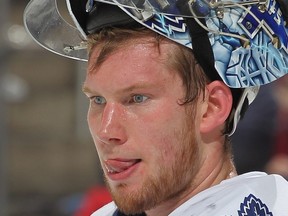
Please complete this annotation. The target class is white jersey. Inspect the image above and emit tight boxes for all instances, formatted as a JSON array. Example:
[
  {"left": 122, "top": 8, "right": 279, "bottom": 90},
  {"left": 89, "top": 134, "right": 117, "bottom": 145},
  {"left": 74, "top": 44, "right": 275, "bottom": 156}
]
[{"left": 91, "top": 172, "right": 288, "bottom": 216}]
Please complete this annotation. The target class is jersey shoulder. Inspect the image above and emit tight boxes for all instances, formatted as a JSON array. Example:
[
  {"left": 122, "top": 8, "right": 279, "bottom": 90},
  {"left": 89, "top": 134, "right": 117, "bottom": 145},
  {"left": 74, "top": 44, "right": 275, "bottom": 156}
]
[{"left": 91, "top": 202, "right": 117, "bottom": 216}]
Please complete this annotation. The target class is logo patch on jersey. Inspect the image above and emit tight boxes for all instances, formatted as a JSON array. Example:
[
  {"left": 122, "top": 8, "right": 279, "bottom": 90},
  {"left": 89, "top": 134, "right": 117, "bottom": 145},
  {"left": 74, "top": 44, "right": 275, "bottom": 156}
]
[{"left": 238, "top": 194, "right": 273, "bottom": 216}]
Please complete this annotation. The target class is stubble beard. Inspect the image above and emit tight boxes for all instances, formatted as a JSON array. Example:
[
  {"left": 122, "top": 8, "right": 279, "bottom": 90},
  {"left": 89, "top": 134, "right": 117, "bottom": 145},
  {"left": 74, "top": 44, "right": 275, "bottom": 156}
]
[{"left": 104, "top": 118, "right": 200, "bottom": 215}]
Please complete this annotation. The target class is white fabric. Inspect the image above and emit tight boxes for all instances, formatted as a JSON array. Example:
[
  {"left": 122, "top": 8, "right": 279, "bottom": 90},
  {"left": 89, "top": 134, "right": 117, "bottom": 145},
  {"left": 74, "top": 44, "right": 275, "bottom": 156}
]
[{"left": 91, "top": 172, "right": 288, "bottom": 216}]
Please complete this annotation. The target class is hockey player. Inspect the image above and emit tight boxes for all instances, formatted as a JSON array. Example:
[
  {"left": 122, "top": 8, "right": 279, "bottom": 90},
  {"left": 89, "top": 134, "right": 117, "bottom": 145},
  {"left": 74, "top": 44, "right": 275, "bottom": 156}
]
[{"left": 24, "top": 0, "right": 288, "bottom": 215}]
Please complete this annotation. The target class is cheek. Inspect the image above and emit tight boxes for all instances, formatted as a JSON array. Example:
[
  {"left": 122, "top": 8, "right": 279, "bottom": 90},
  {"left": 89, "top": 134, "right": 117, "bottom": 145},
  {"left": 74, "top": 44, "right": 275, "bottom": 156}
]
[
  {"left": 87, "top": 113, "right": 102, "bottom": 149},
  {"left": 137, "top": 114, "right": 186, "bottom": 160},
  {"left": 87, "top": 107, "right": 102, "bottom": 135},
  {"left": 144, "top": 108, "right": 198, "bottom": 162},
  {"left": 87, "top": 116, "right": 97, "bottom": 138}
]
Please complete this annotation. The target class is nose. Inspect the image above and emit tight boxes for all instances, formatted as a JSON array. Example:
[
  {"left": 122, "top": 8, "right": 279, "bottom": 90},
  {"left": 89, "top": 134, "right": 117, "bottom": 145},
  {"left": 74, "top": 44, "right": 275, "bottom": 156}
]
[{"left": 95, "top": 103, "right": 127, "bottom": 145}]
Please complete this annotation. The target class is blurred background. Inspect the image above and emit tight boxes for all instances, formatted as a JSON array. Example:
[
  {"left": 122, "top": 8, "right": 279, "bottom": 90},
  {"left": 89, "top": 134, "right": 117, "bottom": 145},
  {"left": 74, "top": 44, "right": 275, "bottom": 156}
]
[
  {"left": 0, "top": 0, "right": 287, "bottom": 216},
  {"left": 0, "top": 1, "right": 109, "bottom": 215}
]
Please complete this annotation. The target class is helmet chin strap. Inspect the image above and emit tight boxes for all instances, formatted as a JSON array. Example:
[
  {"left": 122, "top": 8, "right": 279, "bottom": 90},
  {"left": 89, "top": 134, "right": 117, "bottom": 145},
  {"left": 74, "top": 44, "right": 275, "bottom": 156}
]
[
  {"left": 227, "top": 86, "right": 260, "bottom": 136},
  {"left": 277, "top": 0, "right": 288, "bottom": 25},
  {"left": 176, "top": 1, "right": 258, "bottom": 136},
  {"left": 176, "top": 0, "right": 222, "bottom": 81}
]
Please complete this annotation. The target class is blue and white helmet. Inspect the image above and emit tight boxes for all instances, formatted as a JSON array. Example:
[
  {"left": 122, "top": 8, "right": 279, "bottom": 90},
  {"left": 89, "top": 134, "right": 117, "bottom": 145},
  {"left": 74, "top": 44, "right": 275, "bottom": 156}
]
[{"left": 24, "top": 0, "right": 288, "bottom": 134}]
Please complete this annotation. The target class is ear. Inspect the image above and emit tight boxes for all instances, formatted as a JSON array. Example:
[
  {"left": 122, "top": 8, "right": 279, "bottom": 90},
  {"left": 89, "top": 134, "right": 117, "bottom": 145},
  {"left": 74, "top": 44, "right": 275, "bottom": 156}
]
[{"left": 200, "top": 81, "right": 233, "bottom": 134}]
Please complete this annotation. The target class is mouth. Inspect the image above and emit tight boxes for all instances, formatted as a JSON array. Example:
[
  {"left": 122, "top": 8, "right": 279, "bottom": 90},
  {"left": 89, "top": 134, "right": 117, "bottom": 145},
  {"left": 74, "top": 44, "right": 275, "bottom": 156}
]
[{"left": 104, "top": 158, "right": 142, "bottom": 181}]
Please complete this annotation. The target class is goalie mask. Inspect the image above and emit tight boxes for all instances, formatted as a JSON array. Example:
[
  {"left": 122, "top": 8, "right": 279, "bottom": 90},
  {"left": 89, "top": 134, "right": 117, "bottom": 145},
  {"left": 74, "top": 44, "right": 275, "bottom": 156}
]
[{"left": 23, "top": 0, "right": 288, "bottom": 134}]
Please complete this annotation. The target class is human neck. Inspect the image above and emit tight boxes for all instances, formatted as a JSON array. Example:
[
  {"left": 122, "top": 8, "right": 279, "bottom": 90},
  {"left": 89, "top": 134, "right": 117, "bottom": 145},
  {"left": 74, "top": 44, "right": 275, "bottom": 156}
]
[{"left": 145, "top": 146, "right": 236, "bottom": 216}]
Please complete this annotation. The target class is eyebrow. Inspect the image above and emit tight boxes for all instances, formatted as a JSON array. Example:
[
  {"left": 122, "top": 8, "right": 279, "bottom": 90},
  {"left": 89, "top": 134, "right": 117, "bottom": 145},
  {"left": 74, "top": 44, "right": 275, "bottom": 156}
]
[
  {"left": 82, "top": 82, "right": 158, "bottom": 95},
  {"left": 82, "top": 85, "right": 93, "bottom": 94}
]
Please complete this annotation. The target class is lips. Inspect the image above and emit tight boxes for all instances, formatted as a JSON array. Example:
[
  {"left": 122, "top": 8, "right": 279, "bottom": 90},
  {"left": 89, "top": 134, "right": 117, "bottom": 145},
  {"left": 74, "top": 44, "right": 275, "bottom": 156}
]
[{"left": 104, "top": 158, "right": 141, "bottom": 181}]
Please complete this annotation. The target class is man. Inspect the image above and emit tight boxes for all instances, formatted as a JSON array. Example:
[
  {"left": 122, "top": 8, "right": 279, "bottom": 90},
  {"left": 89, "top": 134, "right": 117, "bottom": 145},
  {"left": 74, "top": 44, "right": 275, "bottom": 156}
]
[{"left": 24, "top": 0, "right": 288, "bottom": 215}]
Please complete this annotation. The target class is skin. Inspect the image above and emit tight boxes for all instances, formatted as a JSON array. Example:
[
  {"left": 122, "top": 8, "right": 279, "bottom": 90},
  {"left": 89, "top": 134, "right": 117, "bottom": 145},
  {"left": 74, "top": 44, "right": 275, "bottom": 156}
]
[{"left": 83, "top": 36, "right": 236, "bottom": 216}]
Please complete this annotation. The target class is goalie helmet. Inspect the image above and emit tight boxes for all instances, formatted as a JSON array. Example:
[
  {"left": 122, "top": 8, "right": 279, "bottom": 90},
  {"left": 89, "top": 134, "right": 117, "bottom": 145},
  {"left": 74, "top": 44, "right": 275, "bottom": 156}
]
[{"left": 23, "top": 0, "right": 288, "bottom": 134}]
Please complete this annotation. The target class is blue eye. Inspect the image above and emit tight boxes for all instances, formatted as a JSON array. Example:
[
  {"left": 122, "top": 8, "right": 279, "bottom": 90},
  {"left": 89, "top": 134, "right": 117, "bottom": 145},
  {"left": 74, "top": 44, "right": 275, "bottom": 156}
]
[
  {"left": 132, "top": 95, "right": 148, "bottom": 103},
  {"left": 93, "top": 96, "right": 106, "bottom": 105}
]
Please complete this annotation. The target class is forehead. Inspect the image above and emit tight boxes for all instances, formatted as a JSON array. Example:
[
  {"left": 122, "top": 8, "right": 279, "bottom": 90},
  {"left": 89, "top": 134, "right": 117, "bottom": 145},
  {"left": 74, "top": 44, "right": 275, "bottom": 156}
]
[
  {"left": 88, "top": 36, "right": 167, "bottom": 72},
  {"left": 84, "top": 39, "right": 180, "bottom": 93}
]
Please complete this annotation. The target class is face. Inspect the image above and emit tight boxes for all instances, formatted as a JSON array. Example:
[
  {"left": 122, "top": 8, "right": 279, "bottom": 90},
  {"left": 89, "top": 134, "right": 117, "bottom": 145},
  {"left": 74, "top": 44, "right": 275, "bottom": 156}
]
[{"left": 83, "top": 38, "right": 202, "bottom": 214}]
